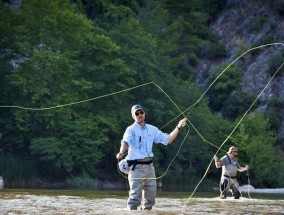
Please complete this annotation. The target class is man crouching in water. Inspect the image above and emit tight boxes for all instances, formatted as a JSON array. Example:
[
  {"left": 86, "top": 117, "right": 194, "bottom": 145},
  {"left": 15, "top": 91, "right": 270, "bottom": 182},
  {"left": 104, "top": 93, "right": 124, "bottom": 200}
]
[{"left": 214, "top": 146, "right": 249, "bottom": 199}]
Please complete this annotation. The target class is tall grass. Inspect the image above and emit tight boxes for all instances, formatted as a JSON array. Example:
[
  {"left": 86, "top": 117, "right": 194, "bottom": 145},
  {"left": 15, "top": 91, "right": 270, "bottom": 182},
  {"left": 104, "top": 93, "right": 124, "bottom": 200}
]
[
  {"left": 66, "top": 172, "right": 99, "bottom": 189},
  {"left": 0, "top": 152, "right": 39, "bottom": 187}
]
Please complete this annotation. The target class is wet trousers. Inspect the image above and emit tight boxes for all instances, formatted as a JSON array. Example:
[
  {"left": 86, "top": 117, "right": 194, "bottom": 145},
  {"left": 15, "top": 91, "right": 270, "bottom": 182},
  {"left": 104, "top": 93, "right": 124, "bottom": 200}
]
[
  {"left": 220, "top": 176, "right": 241, "bottom": 199},
  {"left": 127, "top": 163, "right": 156, "bottom": 210}
]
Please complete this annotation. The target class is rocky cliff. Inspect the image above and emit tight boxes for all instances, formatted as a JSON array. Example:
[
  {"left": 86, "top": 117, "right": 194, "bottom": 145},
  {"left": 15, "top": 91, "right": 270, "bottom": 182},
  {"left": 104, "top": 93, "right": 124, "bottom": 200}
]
[
  {"left": 203, "top": 0, "right": 284, "bottom": 142},
  {"left": 211, "top": 0, "right": 284, "bottom": 97}
]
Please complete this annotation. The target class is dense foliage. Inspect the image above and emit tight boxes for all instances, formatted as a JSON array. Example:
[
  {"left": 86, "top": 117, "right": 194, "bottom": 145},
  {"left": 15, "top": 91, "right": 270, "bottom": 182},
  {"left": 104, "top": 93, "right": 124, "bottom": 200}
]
[{"left": 0, "top": 0, "right": 283, "bottom": 190}]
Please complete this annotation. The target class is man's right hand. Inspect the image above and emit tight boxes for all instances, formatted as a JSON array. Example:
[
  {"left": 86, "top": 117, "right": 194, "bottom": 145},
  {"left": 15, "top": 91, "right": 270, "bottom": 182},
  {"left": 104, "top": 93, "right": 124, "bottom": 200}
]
[{"left": 116, "top": 152, "right": 123, "bottom": 160}]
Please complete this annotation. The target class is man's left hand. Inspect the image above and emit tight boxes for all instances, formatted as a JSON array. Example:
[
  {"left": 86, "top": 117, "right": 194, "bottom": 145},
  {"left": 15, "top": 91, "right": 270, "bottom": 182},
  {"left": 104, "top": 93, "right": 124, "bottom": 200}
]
[{"left": 177, "top": 118, "right": 187, "bottom": 129}]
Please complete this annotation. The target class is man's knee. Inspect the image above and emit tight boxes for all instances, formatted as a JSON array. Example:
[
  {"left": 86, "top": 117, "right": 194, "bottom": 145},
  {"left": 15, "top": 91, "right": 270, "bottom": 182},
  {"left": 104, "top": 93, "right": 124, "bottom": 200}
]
[
  {"left": 220, "top": 179, "right": 229, "bottom": 191},
  {"left": 233, "top": 190, "right": 241, "bottom": 199}
]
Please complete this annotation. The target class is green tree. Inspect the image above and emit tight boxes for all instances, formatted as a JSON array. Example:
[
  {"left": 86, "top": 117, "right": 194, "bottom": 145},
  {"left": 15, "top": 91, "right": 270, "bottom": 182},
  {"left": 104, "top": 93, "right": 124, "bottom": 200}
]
[
  {"left": 1, "top": 0, "right": 136, "bottom": 180},
  {"left": 7, "top": 0, "right": 95, "bottom": 153},
  {"left": 1, "top": 0, "right": 283, "bottom": 190},
  {"left": 206, "top": 64, "right": 243, "bottom": 113},
  {"left": 265, "top": 96, "right": 284, "bottom": 132},
  {"left": 138, "top": 0, "right": 170, "bottom": 35},
  {"left": 100, "top": 12, "right": 184, "bottom": 127},
  {"left": 222, "top": 92, "right": 259, "bottom": 120},
  {"left": 230, "top": 123, "right": 249, "bottom": 163},
  {"left": 30, "top": 118, "right": 105, "bottom": 177},
  {"left": 233, "top": 111, "right": 284, "bottom": 187}
]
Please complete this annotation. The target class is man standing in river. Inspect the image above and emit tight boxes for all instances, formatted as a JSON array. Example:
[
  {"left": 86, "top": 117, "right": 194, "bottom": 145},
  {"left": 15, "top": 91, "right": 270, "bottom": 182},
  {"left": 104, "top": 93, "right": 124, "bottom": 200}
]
[
  {"left": 116, "top": 104, "right": 187, "bottom": 210},
  {"left": 214, "top": 146, "right": 249, "bottom": 199}
]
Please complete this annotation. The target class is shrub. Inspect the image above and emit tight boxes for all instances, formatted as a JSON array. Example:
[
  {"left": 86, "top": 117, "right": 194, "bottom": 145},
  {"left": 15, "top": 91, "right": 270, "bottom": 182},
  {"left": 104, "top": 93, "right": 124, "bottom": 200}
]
[{"left": 66, "top": 173, "right": 99, "bottom": 189}]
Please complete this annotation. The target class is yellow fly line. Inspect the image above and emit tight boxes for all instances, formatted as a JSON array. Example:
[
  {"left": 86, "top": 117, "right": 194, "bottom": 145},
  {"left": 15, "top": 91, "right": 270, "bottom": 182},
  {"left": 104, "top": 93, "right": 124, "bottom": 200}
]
[{"left": 1, "top": 43, "right": 284, "bottom": 211}]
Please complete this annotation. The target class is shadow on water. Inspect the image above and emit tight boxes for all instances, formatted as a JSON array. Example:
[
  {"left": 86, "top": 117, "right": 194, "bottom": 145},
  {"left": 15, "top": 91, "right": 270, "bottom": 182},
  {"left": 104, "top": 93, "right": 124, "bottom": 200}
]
[{"left": 0, "top": 188, "right": 283, "bottom": 214}]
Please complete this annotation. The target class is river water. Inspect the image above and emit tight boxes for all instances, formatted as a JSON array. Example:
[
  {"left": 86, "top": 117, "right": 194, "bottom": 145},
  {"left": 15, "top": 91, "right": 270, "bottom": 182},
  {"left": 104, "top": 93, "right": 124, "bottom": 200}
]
[{"left": 0, "top": 189, "right": 283, "bottom": 215}]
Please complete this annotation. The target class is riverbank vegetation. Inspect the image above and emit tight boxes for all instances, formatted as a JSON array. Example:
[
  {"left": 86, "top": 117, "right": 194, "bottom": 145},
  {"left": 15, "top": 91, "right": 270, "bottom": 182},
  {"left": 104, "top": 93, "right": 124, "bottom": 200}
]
[{"left": 0, "top": 0, "right": 283, "bottom": 190}]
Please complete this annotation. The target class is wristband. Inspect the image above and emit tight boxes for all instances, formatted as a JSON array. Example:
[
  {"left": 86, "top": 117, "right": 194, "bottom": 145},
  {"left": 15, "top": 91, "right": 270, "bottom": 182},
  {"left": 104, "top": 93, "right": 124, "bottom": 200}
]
[{"left": 176, "top": 126, "right": 180, "bottom": 130}]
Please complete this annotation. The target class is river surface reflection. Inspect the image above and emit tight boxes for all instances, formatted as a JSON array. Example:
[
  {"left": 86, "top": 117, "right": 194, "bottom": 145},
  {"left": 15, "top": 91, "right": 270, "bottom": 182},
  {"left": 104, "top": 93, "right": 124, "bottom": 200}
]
[{"left": 0, "top": 189, "right": 283, "bottom": 214}]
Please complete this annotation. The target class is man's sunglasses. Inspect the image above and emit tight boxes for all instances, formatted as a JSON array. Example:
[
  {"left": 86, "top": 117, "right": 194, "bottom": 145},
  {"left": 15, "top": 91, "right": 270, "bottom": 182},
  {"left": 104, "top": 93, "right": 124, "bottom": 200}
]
[{"left": 135, "top": 111, "right": 144, "bottom": 116}]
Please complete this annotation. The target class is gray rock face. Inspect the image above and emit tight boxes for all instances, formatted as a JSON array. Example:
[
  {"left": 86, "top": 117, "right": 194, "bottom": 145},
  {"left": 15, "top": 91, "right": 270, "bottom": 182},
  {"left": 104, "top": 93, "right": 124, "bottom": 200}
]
[{"left": 206, "top": 1, "right": 284, "bottom": 135}]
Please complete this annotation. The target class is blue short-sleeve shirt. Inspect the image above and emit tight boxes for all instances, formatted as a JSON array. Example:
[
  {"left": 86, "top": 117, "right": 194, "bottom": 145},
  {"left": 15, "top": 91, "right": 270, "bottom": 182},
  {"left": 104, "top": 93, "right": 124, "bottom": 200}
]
[{"left": 122, "top": 122, "right": 170, "bottom": 160}]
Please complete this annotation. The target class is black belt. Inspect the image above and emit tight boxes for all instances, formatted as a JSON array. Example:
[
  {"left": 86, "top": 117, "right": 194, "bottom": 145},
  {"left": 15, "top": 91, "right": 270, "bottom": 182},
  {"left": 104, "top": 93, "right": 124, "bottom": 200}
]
[
  {"left": 127, "top": 159, "right": 153, "bottom": 171},
  {"left": 224, "top": 175, "right": 237, "bottom": 179}
]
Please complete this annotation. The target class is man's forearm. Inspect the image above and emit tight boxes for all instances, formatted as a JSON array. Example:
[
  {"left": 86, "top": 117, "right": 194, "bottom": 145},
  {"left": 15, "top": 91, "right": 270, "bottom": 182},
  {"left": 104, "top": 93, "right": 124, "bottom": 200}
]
[
  {"left": 119, "top": 141, "right": 128, "bottom": 153},
  {"left": 215, "top": 160, "right": 221, "bottom": 168},
  {"left": 214, "top": 155, "right": 221, "bottom": 168},
  {"left": 168, "top": 118, "right": 187, "bottom": 144},
  {"left": 168, "top": 126, "right": 180, "bottom": 144},
  {"left": 116, "top": 141, "right": 128, "bottom": 159}
]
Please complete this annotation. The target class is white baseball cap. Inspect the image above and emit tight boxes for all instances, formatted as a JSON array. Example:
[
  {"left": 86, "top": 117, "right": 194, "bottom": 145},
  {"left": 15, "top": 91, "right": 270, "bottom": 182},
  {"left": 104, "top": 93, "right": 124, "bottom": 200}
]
[
  {"left": 227, "top": 146, "right": 238, "bottom": 153},
  {"left": 131, "top": 104, "right": 144, "bottom": 115}
]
